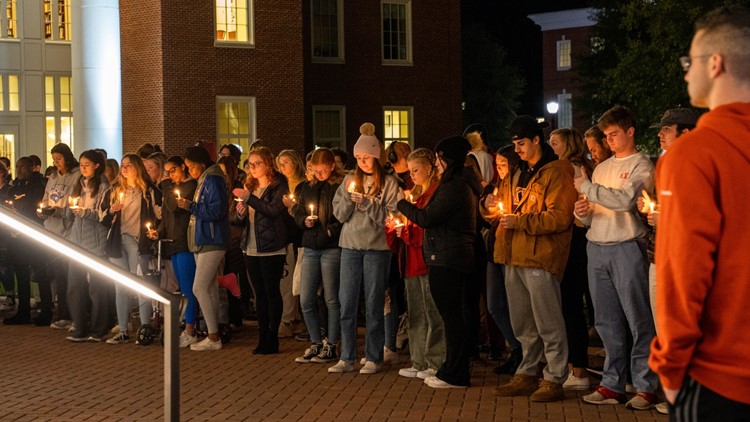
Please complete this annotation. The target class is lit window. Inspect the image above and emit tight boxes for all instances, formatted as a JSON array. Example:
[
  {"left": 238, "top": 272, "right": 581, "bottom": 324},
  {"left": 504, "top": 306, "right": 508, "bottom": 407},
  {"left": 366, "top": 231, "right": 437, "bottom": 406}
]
[
  {"left": 45, "top": 75, "right": 74, "bottom": 150},
  {"left": 215, "top": 0, "right": 253, "bottom": 45},
  {"left": 382, "top": 1, "right": 412, "bottom": 64},
  {"left": 311, "top": 0, "right": 344, "bottom": 62},
  {"left": 217, "top": 97, "right": 256, "bottom": 163},
  {"left": 557, "top": 93, "right": 572, "bottom": 128},
  {"left": 44, "top": 0, "right": 72, "bottom": 41},
  {"left": 557, "top": 38, "right": 571, "bottom": 70},
  {"left": 312, "top": 106, "right": 345, "bottom": 149},
  {"left": 1, "top": 75, "right": 20, "bottom": 112},
  {"left": 2, "top": 0, "right": 18, "bottom": 38},
  {"left": 383, "top": 107, "right": 412, "bottom": 148},
  {"left": 0, "top": 132, "right": 14, "bottom": 167}
]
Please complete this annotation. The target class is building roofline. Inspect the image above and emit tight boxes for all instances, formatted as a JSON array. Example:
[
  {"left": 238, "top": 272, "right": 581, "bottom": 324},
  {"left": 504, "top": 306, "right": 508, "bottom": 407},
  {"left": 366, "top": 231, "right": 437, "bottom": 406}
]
[{"left": 528, "top": 8, "right": 596, "bottom": 31}]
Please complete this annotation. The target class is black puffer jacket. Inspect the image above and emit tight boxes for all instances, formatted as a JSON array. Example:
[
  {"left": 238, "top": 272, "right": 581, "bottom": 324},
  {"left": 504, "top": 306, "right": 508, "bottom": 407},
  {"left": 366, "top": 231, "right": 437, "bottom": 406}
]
[
  {"left": 237, "top": 171, "right": 289, "bottom": 253},
  {"left": 293, "top": 178, "right": 343, "bottom": 250},
  {"left": 397, "top": 168, "right": 479, "bottom": 274},
  {"left": 158, "top": 178, "right": 197, "bottom": 257}
]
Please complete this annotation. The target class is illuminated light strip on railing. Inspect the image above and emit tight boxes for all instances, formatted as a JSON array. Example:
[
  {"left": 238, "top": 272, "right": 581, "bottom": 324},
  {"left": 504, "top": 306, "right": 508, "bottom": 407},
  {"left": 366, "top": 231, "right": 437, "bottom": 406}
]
[{"left": 0, "top": 207, "right": 170, "bottom": 304}]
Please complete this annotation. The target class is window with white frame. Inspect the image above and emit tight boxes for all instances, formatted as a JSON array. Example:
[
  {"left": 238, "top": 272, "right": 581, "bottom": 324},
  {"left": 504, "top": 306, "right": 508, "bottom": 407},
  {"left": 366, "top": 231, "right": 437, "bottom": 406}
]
[
  {"left": 311, "top": 0, "right": 344, "bottom": 62},
  {"left": 557, "top": 92, "right": 572, "bottom": 129},
  {"left": 45, "top": 75, "right": 74, "bottom": 151},
  {"left": 381, "top": 1, "right": 412, "bottom": 64},
  {"left": 44, "top": 0, "right": 71, "bottom": 41},
  {"left": 1, "top": 0, "right": 18, "bottom": 38},
  {"left": 383, "top": 107, "right": 412, "bottom": 148},
  {"left": 0, "top": 74, "right": 20, "bottom": 112},
  {"left": 557, "top": 37, "right": 571, "bottom": 70},
  {"left": 215, "top": 0, "right": 253, "bottom": 45},
  {"left": 0, "top": 130, "right": 14, "bottom": 166},
  {"left": 312, "top": 106, "right": 345, "bottom": 149},
  {"left": 217, "top": 97, "right": 256, "bottom": 163}
]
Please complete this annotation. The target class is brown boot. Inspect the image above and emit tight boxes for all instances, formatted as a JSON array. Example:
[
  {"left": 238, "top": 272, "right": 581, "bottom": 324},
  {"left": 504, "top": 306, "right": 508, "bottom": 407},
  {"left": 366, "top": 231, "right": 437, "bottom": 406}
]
[
  {"left": 493, "top": 374, "right": 538, "bottom": 396},
  {"left": 530, "top": 380, "right": 566, "bottom": 402}
]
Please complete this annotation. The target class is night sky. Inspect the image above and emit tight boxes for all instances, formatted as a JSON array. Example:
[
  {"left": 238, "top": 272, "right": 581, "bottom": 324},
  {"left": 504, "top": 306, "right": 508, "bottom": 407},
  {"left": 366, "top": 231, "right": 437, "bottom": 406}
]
[{"left": 462, "top": 0, "right": 590, "bottom": 116}]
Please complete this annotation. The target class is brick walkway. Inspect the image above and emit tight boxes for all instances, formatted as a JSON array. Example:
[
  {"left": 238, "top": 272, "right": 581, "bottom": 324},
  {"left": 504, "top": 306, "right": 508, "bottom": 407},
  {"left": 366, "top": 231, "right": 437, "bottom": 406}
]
[{"left": 2, "top": 311, "right": 668, "bottom": 421}]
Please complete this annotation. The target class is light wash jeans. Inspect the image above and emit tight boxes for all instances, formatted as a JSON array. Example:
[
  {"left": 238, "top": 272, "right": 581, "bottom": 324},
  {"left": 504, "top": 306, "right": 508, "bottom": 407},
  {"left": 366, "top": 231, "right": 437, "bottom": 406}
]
[
  {"left": 300, "top": 247, "right": 341, "bottom": 344},
  {"left": 338, "top": 248, "right": 390, "bottom": 363},
  {"left": 109, "top": 234, "right": 152, "bottom": 333},
  {"left": 404, "top": 274, "right": 445, "bottom": 371},
  {"left": 587, "top": 241, "right": 658, "bottom": 394},
  {"left": 193, "top": 250, "right": 225, "bottom": 334}
]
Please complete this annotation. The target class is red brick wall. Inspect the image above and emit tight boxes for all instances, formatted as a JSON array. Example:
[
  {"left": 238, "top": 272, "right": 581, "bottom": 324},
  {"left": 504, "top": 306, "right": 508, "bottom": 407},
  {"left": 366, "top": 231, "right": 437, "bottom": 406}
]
[
  {"left": 541, "top": 26, "right": 592, "bottom": 132},
  {"left": 303, "top": 0, "right": 462, "bottom": 154},
  {"left": 121, "top": 1, "right": 305, "bottom": 157}
]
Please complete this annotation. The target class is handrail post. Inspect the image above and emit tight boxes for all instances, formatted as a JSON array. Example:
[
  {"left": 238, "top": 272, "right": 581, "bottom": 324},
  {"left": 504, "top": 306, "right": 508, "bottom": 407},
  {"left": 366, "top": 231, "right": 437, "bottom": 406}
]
[{"left": 164, "top": 295, "right": 180, "bottom": 421}]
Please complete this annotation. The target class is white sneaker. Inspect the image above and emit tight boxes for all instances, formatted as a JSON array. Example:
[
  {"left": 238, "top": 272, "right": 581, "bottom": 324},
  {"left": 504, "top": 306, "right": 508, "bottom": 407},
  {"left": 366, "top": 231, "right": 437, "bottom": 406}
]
[
  {"left": 50, "top": 319, "right": 72, "bottom": 330},
  {"left": 416, "top": 368, "right": 437, "bottom": 379},
  {"left": 655, "top": 402, "right": 669, "bottom": 414},
  {"left": 0, "top": 296, "right": 16, "bottom": 311},
  {"left": 425, "top": 376, "right": 467, "bottom": 389},
  {"left": 398, "top": 366, "right": 420, "bottom": 378},
  {"left": 384, "top": 347, "right": 399, "bottom": 365},
  {"left": 67, "top": 323, "right": 76, "bottom": 333},
  {"left": 359, "top": 361, "right": 381, "bottom": 375},
  {"left": 178, "top": 331, "right": 198, "bottom": 348},
  {"left": 190, "top": 337, "right": 222, "bottom": 351},
  {"left": 359, "top": 357, "right": 366, "bottom": 365},
  {"left": 328, "top": 360, "right": 355, "bottom": 373},
  {"left": 563, "top": 373, "right": 591, "bottom": 391}
]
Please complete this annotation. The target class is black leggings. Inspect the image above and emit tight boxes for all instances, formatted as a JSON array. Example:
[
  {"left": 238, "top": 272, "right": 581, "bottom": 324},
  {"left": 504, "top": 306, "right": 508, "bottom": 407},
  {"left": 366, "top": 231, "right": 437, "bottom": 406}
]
[
  {"left": 244, "top": 254, "right": 286, "bottom": 341},
  {"left": 430, "top": 266, "right": 471, "bottom": 387}
]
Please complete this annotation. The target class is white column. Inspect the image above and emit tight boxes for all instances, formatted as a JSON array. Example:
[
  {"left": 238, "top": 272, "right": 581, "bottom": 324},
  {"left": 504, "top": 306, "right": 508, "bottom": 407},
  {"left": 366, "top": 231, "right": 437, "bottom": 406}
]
[{"left": 71, "top": 0, "right": 122, "bottom": 158}]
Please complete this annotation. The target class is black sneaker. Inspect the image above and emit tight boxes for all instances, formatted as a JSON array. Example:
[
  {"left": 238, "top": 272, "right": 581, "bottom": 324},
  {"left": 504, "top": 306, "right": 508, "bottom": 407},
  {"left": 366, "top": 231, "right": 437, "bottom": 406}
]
[
  {"left": 295, "top": 343, "right": 323, "bottom": 363},
  {"left": 311, "top": 342, "right": 337, "bottom": 363}
]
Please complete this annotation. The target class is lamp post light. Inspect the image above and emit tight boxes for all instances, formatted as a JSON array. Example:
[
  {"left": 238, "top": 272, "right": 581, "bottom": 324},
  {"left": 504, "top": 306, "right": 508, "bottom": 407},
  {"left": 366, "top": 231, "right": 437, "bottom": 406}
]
[{"left": 546, "top": 101, "right": 559, "bottom": 130}]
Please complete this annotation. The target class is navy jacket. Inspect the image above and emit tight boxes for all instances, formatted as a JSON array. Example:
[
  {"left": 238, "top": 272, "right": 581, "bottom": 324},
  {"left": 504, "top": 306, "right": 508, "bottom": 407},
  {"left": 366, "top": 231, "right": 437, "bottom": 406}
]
[{"left": 237, "top": 171, "right": 289, "bottom": 253}]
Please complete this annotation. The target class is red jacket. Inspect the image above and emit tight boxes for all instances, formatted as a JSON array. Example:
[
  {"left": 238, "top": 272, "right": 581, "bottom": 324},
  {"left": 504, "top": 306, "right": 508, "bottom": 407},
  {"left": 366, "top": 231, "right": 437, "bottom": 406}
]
[
  {"left": 649, "top": 103, "right": 750, "bottom": 404},
  {"left": 386, "top": 182, "right": 438, "bottom": 278}
]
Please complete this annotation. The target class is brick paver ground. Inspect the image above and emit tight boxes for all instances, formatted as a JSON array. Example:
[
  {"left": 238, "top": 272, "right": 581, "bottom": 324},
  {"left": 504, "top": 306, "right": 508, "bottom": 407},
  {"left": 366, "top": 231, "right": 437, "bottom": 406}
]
[{"left": 2, "top": 306, "right": 668, "bottom": 421}]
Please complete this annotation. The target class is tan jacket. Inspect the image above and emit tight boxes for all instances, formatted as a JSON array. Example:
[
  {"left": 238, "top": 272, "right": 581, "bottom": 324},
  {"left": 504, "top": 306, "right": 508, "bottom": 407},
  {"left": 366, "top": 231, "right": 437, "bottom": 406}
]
[{"left": 490, "top": 159, "right": 577, "bottom": 281}]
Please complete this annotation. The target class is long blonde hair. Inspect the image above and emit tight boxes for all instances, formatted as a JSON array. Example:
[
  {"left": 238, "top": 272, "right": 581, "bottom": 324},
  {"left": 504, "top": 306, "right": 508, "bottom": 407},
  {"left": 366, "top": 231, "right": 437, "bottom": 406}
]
[
  {"left": 111, "top": 153, "right": 150, "bottom": 203},
  {"left": 550, "top": 128, "right": 594, "bottom": 176},
  {"left": 276, "top": 149, "right": 306, "bottom": 189},
  {"left": 407, "top": 148, "right": 438, "bottom": 200}
]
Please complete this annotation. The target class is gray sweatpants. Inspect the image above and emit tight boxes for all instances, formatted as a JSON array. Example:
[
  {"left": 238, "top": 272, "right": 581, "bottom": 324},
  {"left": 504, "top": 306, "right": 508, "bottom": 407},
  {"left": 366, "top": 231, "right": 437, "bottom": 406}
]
[
  {"left": 193, "top": 250, "right": 225, "bottom": 334},
  {"left": 505, "top": 265, "right": 569, "bottom": 384}
]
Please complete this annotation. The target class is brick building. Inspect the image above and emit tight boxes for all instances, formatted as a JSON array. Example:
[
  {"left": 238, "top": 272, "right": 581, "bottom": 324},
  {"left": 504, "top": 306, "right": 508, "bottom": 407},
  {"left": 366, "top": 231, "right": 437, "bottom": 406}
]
[
  {"left": 1, "top": 1, "right": 462, "bottom": 166},
  {"left": 528, "top": 8, "right": 595, "bottom": 132}
]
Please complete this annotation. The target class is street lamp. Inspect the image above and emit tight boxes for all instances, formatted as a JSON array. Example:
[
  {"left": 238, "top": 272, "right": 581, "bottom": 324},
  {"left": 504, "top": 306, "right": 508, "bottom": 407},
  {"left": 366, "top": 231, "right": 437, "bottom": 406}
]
[{"left": 546, "top": 101, "right": 559, "bottom": 130}]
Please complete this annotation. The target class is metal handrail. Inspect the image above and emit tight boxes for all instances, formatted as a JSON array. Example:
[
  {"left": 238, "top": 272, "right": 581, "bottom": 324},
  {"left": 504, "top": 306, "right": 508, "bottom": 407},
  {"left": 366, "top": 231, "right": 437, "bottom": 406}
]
[{"left": 0, "top": 205, "right": 179, "bottom": 421}]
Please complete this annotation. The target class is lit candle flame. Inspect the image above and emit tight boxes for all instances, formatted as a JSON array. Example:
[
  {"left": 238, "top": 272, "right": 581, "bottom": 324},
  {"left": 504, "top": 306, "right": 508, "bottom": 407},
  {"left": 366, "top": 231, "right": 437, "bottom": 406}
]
[
  {"left": 119, "top": 192, "right": 124, "bottom": 203},
  {"left": 289, "top": 194, "right": 296, "bottom": 203},
  {"left": 146, "top": 222, "right": 152, "bottom": 232},
  {"left": 499, "top": 201, "right": 505, "bottom": 214},
  {"left": 309, "top": 204, "right": 315, "bottom": 217},
  {"left": 409, "top": 194, "right": 414, "bottom": 203},
  {"left": 348, "top": 181, "right": 356, "bottom": 193},
  {"left": 69, "top": 197, "right": 80, "bottom": 208},
  {"left": 175, "top": 189, "right": 181, "bottom": 200},
  {"left": 37, "top": 202, "right": 44, "bottom": 213},
  {"left": 649, "top": 202, "right": 656, "bottom": 213}
]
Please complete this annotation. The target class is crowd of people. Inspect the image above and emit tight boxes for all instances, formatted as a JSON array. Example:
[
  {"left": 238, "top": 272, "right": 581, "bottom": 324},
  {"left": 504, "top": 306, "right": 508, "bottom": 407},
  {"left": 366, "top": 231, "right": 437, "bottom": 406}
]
[{"left": 1, "top": 6, "right": 749, "bottom": 420}]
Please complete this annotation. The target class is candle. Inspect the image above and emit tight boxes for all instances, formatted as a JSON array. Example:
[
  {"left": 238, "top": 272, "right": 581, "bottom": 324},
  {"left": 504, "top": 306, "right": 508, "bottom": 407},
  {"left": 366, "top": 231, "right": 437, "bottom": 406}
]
[
  {"left": 493, "top": 187, "right": 498, "bottom": 196},
  {"left": 499, "top": 201, "right": 505, "bottom": 214},
  {"left": 348, "top": 181, "right": 356, "bottom": 193},
  {"left": 409, "top": 194, "right": 414, "bottom": 203},
  {"left": 309, "top": 204, "right": 315, "bottom": 217},
  {"left": 175, "top": 189, "right": 181, "bottom": 200},
  {"left": 69, "top": 196, "right": 80, "bottom": 209},
  {"left": 289, "top": 194, "right": 296, "bottom": 203},
  {"left": 37, "top": 202, "right": 44, "bottom": 213},
  {"left": 649, "top": 202, "right": 656, "bottom": 213},
  {"left": 146, "top": 222, "right": 152, "bottom": 232},
  {"left": 119, "top": 192, "right": 124, "bottom": 203}
]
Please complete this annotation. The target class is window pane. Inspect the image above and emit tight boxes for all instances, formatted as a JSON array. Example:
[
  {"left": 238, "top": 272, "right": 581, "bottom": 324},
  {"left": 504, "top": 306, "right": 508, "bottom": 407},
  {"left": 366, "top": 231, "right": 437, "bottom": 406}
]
[
  {"left": 8, "top": 75, "right": 19, "bottom": 111},
  {"left": 45, "top": 76, "right": 55, "bottom": 112},
  {"left": 43, "top": 0, "right": 52, "bottom": 39},
  {"left": 216, "top": 0, "right": 248, "bottom": 42},
  {"left": 46, "top": 116, "right": 57, "bottom": 151},
  {"left": 5, "top": 0, "right": 18, "bottom": 38},
  {"left": 382, "top": 3, "right": 408, "bottom": 61},
  {"left": 217, "top": 97, "right": 254, "bottom": 162},
  {"left": 0, "top": 76, "right": 4, "bottom": 111},
  {"left": 312, "top": 0, "right": 340, "bottom": 58},
  {"left": 313, "top": 108, "right": 343, "bottom": 149},
  {"left": 0, "top": 133, "right": 13, "bottom": 166},
  {"left": 383, "top": 108, "right": 411, "bottom": 144},
  {"left": 60, "top": 76, "right": 72, "bottom": 112},
  {"left": 58, "top": 0, "right": 71, "bottom": 40},
  {"left": 60, "top": 116, "right": 73, "bottom": 147}
]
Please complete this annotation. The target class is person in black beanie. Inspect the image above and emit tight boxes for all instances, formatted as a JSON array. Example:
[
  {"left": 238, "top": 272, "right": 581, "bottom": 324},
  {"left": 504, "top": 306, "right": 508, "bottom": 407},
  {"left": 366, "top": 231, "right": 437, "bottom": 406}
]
[{"left": 397, "top": 136, "right": 481, "bottom": 388}]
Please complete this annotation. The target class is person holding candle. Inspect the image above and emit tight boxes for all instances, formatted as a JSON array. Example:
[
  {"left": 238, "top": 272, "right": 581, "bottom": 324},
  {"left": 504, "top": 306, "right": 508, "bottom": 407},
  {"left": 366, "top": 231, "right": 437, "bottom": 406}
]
[
  {"left": 292, "top": 148, "right": 344, "bottom": 363},
  {"left": 64, "top": 150, "right": 111, "bottom": 342},
  {"left": 574, "top": 106, "right": 658, "bottom": 408},
  {"left": 38, "top": 143, "right": 80, "bottom": 328},
  {"left": 2, "top": 157, "right": 46, "bottom": 325},
  {"left": 480, "top": 145, "right": 523, "bottom": 375},
  {"left": 178, "top": 147, "right": 230, "bottom": 351},
  {"left": 149, "top": 156, "right": 199, "bottom": 347},
  {"left": 547, "top": 127, "right": 596, "bottom": 391},
  {"left": 275, "top": 149, "right": 306, "bottom": 338},
  {"left": 101, "top": 154, "right": 161, "bottom": 344},
  {"left": 396, "top": 136, "right": 481, "bottom": 388},
  {"left": 233, "top": 146, "right": 289, "bottom": 354},
  {"left": 329, "top": 123, "right": 400, "bottom": 374},
  {"left": 492, "top": 116, "right": 577, "bottom": 401},
  {"left": 386, "top": 148, "right": 445, "bottom": 380}
]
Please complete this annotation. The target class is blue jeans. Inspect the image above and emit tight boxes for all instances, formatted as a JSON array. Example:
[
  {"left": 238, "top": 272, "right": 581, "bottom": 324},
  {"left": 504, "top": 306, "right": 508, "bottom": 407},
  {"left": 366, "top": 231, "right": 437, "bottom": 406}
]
[
  {"left": 486, "top": 262, "right": 520, "bottom": 351},
  {"left": 110, "top": 234, "right": 152, "bottom": 332},
  {"left": 587, "top": 241, "right": 658, "bottom": 394},
  {"left": 171, "top": 252, "right": 197, "bottom": 325},
  {"left": 339, "top": 248, "right": 390, "bottom": 363},
  {"left": 300, "top": 248, "right": 341, "bottom": 344}
]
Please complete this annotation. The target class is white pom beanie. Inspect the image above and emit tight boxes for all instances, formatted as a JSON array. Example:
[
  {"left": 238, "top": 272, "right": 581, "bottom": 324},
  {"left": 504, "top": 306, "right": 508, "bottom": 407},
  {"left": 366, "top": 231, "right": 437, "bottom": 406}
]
[{"left": 353, "top": 123, "right": 381, "bottom": 159}]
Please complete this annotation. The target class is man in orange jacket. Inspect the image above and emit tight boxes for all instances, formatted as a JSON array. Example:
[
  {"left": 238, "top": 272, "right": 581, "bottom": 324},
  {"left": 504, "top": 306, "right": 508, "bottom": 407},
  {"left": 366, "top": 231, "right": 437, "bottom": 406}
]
[{"left": 649, "top": 7, "right": 750, "bottom": 420}]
